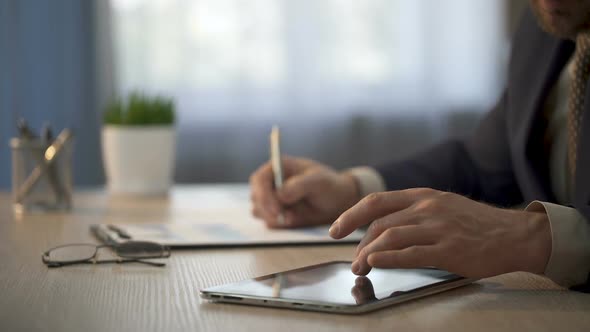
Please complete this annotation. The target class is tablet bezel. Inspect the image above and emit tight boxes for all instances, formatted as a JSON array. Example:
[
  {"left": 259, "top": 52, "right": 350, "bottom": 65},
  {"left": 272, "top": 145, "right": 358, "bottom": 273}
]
[{"left": 199, "top": 261, "right": 474, "bottom": 314}]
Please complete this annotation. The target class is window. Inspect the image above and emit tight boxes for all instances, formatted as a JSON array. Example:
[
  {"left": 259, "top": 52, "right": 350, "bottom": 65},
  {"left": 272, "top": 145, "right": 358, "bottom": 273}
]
[
  {"left": 111, "top": 0, "right": 508, "bottom": 182},
  {"left": 112, "top": 0, "right": 507, "bottom": 120}
]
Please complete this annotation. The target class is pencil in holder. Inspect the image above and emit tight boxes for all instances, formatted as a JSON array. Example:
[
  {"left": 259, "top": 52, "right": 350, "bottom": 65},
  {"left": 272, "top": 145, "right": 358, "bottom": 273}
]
[{"left": 10, "top": 129, "right": 74, "bottom": 214}]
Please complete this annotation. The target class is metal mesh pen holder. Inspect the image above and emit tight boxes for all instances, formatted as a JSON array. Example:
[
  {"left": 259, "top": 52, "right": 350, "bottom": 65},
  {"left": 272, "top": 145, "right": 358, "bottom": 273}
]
[{"left": 10, "top": 130, "right": 74, "bottom": 214}]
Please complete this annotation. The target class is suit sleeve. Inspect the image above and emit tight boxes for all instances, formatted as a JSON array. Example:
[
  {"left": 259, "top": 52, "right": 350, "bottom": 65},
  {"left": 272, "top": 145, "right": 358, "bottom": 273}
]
[{"left": 375, "top": 92, "right": 523, "bottom": 207}]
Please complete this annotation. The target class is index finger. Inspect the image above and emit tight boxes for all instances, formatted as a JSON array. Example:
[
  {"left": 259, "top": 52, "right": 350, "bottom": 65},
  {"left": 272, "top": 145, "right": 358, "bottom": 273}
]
[{"left": 329, "top": 189, "right": 427, "bottom": 239}]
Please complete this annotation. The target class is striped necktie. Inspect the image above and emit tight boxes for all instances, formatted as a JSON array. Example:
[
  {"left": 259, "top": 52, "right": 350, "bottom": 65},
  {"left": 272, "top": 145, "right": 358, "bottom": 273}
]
[{"left": 567, "top": 34, "right": 590, "bottom": 184}]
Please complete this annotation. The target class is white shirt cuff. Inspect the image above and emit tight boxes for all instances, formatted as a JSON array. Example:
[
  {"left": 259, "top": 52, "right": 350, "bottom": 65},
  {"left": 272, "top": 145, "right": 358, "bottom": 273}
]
[
  {"left": 347, "top": 166, "right": 386, "bottom": 198},
  {"left": 525, "top": 200, "right": 590, "bottom": 287}
]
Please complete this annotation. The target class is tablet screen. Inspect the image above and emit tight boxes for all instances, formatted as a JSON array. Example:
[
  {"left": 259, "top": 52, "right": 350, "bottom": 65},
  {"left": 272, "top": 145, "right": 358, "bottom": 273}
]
[{"left": 204, "top": 261, "right": 461, "bottom": 305}]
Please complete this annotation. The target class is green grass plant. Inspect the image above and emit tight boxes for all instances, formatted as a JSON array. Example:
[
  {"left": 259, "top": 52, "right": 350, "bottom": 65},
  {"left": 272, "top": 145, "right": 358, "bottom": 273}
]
[{"left": 104, "top": 92, "right": 175, "bottom": 125}]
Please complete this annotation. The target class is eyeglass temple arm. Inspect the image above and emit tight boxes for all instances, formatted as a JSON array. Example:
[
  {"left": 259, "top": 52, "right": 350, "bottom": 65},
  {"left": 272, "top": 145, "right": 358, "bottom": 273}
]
[
  {"left": 88, "top": 258, "right": 167, "bottom": 267},
  {"left": 42, "top": 257, "right": 167, "bottom": 268}
]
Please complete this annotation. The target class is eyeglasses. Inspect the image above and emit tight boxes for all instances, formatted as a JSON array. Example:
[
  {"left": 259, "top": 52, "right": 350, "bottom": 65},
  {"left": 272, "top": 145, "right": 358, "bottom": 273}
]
[{"left": 42, "top": 241, "right": 171, "bottom": 268}]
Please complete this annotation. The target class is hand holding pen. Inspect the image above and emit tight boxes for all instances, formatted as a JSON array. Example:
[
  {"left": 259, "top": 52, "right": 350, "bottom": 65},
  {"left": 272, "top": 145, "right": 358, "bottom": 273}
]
[{"left": 249, "top": 127, "right": 362, "bottom": 228}]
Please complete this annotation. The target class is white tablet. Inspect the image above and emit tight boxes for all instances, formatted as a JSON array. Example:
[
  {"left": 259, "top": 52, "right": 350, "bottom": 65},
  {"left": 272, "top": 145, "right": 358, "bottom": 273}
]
[{"left": 200, "top": 261, "right": 474, "bottom": 314}]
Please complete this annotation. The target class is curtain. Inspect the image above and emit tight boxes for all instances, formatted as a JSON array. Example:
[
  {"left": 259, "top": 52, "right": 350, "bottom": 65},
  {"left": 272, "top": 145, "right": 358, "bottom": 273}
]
[
  {"left": 0, "top": 0, "right": 114, "bottom": 189},
  {"left": 110, "top": 0, "right": 508, "bottom": 183}
]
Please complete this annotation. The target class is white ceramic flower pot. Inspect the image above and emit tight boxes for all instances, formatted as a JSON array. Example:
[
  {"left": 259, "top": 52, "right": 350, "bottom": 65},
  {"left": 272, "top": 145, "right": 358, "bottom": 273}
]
[{"left": 101, "top": 126, "right": 176, "bottom": 195}]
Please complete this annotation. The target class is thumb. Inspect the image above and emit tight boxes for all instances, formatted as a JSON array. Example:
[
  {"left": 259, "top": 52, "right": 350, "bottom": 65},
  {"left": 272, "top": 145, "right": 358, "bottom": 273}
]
[{"left": 278, "top": 171, "right": 325, "bottom": 205}]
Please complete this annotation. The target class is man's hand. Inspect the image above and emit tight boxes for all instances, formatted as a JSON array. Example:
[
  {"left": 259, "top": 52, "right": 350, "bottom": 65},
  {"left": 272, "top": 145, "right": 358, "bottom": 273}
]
[
  {"left": 329, "top": 188, "right": 552, "bottom": 279},
  {"left": 249, "top": 156, "right": 361, "bottom": 228}
]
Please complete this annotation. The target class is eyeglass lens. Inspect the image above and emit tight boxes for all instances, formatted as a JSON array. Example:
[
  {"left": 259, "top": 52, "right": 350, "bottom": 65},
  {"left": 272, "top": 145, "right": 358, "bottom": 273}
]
[{"left": 46, "top": 244, "right": 98, "bottom": 263}]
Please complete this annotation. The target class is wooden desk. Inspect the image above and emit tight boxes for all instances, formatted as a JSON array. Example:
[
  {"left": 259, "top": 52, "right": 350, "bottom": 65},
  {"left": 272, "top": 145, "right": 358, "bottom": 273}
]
[{"left": 1, "top": 184, "right": 589, "bottom": 332}]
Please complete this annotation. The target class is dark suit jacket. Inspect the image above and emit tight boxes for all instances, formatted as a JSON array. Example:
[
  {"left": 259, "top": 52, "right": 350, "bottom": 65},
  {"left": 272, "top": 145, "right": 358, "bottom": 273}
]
[{"left": 376, "top": 10, "right": 589, "bottom": 288}]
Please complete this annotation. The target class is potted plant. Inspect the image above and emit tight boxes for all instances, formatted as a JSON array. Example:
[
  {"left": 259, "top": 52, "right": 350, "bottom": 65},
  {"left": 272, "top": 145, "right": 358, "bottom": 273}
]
[{"left": 101, "top": 92, "right": 176, "bottom": 195}]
